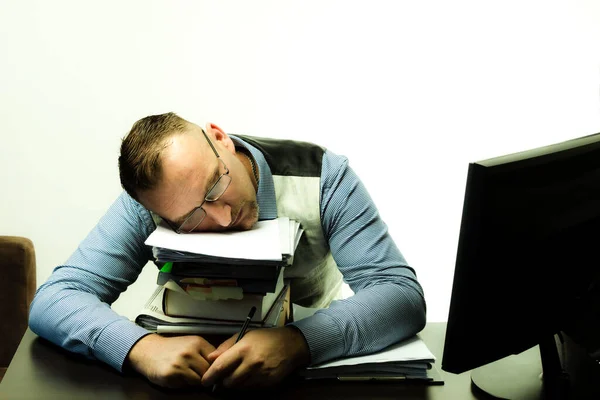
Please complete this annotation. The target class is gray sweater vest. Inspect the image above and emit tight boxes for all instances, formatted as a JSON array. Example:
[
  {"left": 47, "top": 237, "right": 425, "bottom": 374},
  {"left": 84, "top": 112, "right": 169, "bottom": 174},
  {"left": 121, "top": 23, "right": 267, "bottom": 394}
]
[{"left": 237, "top": 135, "right": 343, "bottom": 308}]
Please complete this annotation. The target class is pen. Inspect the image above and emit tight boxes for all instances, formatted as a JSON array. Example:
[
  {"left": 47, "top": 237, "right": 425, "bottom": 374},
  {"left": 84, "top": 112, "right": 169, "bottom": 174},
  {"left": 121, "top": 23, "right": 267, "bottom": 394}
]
[
  {"left": 337, "top": 376, "right": 407, "bottom": 381},
  {"left": 212, "top": 306, "right": 257, "bottom": 393}
]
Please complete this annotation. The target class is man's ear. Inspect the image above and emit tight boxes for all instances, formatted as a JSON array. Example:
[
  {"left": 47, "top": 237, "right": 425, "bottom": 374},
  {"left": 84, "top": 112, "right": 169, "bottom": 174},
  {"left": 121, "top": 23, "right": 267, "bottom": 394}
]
[{"left": 205, "top": 122, "right": 235, "bottom": 153}]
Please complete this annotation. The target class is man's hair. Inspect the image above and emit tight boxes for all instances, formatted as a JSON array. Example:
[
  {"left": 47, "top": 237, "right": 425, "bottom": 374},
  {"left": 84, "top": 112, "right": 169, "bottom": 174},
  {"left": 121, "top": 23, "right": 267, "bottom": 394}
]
[{"left": 119, "top": 112, "right": 189, "bottom": 201}]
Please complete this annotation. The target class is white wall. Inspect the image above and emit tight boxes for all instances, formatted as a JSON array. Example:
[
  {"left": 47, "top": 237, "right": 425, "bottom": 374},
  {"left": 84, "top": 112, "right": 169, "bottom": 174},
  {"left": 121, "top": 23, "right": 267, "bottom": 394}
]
[{"left": 1, "top": 0, "right": 599, "bottom": 322}]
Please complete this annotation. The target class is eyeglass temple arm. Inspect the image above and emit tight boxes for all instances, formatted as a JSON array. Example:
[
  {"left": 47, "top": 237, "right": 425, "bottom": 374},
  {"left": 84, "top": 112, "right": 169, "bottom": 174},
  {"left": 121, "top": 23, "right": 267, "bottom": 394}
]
[{"left": 201, "top": 129, "right": 220, "bottom": 158}]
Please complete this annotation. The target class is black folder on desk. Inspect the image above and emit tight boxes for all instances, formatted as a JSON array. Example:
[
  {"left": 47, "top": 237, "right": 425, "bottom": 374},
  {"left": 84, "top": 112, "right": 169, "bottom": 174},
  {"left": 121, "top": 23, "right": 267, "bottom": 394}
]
[{"left": 298, "top": 335, "right": 444, "bottom": 385}]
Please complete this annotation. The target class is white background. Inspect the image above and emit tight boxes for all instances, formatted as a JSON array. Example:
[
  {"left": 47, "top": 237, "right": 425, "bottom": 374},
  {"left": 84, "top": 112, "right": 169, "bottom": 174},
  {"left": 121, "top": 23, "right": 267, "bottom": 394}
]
[{"left": 1, "top": 0, "right": 599, "bottom": 322}]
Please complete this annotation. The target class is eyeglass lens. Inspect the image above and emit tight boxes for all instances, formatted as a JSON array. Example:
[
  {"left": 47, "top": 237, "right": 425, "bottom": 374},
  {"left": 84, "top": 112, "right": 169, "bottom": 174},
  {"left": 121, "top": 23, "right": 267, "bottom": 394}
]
[{"left": 179, "top": 173, "right": 232, "bottom": 232}]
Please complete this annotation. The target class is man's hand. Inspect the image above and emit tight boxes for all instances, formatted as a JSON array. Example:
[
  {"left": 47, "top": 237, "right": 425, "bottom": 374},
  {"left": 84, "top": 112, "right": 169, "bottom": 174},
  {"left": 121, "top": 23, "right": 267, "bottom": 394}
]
[
  {"left": 200, "top": 326, "right": 310, "bottom": 389},
  {"left": 126, "top": 334, "right": 216, "bottom": 388}
]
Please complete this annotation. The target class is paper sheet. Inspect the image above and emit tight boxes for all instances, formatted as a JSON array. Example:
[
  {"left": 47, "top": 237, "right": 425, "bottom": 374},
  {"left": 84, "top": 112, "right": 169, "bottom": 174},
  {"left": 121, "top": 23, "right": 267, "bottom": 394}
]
[
  {"left": 145, "top": 219, "right": 283, "bottom": 261},
  {"left": 307, "top": 336, "right": 436, "bottom": 369}
]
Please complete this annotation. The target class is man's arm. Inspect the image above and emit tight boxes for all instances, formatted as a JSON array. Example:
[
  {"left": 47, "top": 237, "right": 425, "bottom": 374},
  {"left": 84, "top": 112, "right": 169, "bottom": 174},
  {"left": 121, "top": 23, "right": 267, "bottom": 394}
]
[
  {"left": 29, "top": 192, "right": 218, "bottom": 386},
  {"left": 28, "top": 192, "right": 156, "bottom": 370},
  {"left": 290, "top": 149, "right": 427, "bottom": 364}
]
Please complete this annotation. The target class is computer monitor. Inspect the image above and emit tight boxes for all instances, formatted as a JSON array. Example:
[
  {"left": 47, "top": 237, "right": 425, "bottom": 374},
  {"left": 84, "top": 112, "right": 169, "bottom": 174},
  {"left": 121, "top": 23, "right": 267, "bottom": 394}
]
[{"left": 442, "top": 132, "right": 600, "bottom": 399}]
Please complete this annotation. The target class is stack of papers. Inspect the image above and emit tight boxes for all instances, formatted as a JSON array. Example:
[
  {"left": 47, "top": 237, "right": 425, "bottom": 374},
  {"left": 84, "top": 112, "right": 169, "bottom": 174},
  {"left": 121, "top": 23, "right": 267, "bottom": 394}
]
[
  {"left": 300, "top": 336, "right": 439, "bottom": 382},
  {"left": 134, "top": 217, "right": 301, "bottom": 333},
  {"left": 135, "top": 284, "right": 290, "bottom": 335},
  {"left": 163, "top": 269, "right": 286, "bottom": 321},
  {"left": 146, "top": 218, "right": 303, "bottom": 265},
  {"left": 293, "top": 305, "right": 443, "bottom": 384}
]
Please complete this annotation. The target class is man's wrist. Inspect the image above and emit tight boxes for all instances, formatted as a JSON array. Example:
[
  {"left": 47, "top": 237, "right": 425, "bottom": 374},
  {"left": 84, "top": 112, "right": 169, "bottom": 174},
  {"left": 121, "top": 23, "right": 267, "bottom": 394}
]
[
  {"left": 125, "top": 333, "right": 159, "bottom": 374},
  {"left": 284, "top": 325, "right": 311, "bottom": 367}
]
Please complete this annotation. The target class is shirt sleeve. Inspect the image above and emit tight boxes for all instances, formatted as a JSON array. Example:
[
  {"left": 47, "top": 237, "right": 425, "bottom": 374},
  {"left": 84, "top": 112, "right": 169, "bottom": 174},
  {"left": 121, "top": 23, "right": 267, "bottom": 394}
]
[
  {"left": 28, "top": 191, "right": 156, "bottom": 372},
  {"left": 290, "top": 150, "right": 427, "bottom": 365}
]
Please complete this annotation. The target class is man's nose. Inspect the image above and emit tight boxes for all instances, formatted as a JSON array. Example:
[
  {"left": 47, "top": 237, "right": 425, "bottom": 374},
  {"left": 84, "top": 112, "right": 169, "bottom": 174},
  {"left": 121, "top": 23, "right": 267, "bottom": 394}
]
[{"left": 203, "top": 202, "right": 232, "bottom": 227}]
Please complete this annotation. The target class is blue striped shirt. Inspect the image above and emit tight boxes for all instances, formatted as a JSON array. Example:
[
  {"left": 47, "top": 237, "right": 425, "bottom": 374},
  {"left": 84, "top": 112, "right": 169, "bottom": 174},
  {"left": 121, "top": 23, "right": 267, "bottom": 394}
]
[{"left": 29, "top": 137, "right": 426, "bottom": 372}]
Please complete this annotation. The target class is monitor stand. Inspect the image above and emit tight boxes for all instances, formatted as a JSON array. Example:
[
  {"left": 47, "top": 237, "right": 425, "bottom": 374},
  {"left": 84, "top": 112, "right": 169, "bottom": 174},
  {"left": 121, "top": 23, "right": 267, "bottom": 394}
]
[{"left": 470, "top": 335, "right": 569, "bottom": 400}]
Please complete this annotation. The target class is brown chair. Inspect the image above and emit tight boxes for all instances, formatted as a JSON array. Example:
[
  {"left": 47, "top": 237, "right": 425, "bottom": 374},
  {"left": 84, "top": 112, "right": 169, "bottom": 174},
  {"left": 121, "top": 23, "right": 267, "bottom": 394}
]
[{"left": 0, "top": 236, "right": 36, "bottom": 382}]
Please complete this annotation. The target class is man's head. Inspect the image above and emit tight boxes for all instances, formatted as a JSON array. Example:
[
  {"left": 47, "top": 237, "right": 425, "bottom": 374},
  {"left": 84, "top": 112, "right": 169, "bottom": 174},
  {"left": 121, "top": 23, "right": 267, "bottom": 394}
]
[{"left": 119, "top": 112, "right": 259, "bottom": 232}]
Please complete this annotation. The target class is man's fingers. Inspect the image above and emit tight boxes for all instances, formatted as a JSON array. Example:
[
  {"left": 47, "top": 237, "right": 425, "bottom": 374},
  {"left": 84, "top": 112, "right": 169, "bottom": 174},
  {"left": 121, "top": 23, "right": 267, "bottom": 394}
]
[
  {"left": 187, "top": 352, "right": 212, "bottom": 377},
  {"left": 153, "top": 367, "right": 203, "bottom": 388},
  {"left": 180, "top": 368, "right": 204, "bottom": 387},
  {"left": 194, "top": 336, "right": 217, "bottom": 359},
  {"left": 221, "top": 365, "right": 253, "bottom": 389},
  {"left": 217, "top": 334, "right": 237, "bottom": 352},
  {"left": 201, "top": 349, "right": 243, "bottom": 387},
  {"left": 207, "top": 335, "right": 236, "bottom": 361}
]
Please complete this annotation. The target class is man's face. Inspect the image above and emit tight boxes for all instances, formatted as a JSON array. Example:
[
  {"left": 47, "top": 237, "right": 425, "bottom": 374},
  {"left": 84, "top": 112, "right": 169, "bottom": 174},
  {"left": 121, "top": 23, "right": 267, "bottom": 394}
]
[{"left": 138, "top": 123, "right": 259, "bottom": 232}]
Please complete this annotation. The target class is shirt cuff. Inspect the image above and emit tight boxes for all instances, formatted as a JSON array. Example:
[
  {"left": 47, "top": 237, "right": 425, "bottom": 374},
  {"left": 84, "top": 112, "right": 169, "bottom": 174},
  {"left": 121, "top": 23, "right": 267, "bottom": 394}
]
[
  {"left": 289, "top": 311, "right": 345, "bottom": 365},
  {"left": 93, "top": 318, "right": 151, "bottom": 372}
]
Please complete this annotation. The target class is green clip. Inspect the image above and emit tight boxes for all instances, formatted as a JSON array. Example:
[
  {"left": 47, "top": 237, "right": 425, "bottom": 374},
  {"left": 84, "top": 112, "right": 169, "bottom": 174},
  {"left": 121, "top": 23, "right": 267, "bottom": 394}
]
[{"left": 160, "top": 262, "right": 173, "bottom": 273}]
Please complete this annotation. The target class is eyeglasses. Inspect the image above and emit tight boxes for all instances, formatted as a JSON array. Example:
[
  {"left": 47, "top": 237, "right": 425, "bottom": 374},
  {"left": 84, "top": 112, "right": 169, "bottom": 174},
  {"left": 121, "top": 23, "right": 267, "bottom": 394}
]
[{"left": 165, "top": 129, "right": 232, "bottom": 234}]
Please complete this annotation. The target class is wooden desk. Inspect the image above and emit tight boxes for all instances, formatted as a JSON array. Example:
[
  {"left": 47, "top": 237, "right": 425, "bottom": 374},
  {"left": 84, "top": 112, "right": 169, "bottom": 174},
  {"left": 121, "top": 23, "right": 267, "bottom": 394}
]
[{"left": 0, "top": 323, "right": 482, "bottom": 399}]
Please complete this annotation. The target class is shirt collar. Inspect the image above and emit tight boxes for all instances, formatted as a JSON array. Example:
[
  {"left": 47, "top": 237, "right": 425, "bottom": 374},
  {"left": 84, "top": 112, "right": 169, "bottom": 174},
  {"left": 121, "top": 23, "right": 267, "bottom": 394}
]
[{"left": 230, "top": 135, "right": 278, "bottom": 220}]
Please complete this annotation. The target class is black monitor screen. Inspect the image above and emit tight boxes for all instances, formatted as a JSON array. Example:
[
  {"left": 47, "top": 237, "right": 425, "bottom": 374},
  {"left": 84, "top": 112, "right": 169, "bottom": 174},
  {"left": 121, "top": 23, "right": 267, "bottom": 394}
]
[{"left": 442, "top": 132, "right": 600, "bottom": 375}]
